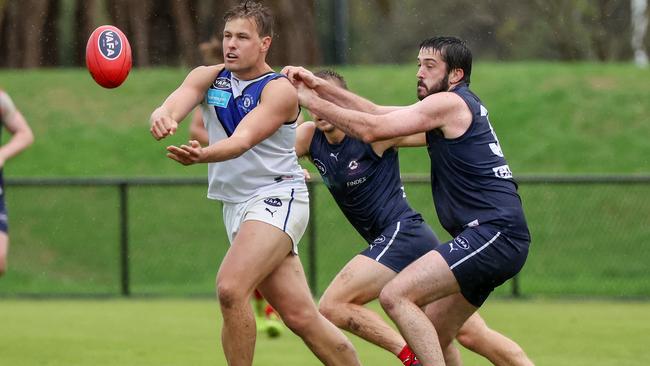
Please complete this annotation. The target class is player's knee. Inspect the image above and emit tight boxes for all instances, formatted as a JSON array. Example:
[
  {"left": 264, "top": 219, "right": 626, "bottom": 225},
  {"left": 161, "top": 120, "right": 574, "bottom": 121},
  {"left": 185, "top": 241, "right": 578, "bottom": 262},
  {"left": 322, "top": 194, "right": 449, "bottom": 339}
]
[
  {"left": 378, "top": 286, "right": 400, "bottom": 314},
  {"left": 282, "top": 307, "right": 318, "bottom": 335},
  {"left": 215, "top": 279, "right": 248, "bottom": 310},
  {"left": 456, "top": 326, "right": 480, "bottom": 351},
  {"left": 318, "top": 297, "right": 341, "bottom": 324}
]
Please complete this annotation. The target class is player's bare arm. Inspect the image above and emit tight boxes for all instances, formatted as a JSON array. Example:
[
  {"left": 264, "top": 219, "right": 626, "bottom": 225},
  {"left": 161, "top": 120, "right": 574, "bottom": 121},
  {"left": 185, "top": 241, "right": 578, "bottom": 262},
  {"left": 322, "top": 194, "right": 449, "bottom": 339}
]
[
  {"left": 189, "top": 109, "right": 209, "bottom": 146},
  {"left": 283, "top": 66, "right": 401, "bottom": 115},
  {"left": 300, "top": 85, "right": 470, "bottom": 143},
  {"left": 0, "top": 94, "right": 34, "bottom": 168},
  {"left": 369, "top": 132, "right": 427, "bottom": 157},
  {"left": 150, "top": 65, "right": 222, "bottom": 141},
  {"left": 294, "top": 121, "right": 316, "bottom": 158},
  {"left": 167, "top": 78, "right": 298, "bottom": 165}
]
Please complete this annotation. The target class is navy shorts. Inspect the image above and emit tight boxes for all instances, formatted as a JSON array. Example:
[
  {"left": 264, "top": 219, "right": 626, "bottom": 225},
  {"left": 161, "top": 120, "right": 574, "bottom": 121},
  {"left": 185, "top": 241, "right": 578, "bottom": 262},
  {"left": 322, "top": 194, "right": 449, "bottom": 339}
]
[
  {"left": 0, "top": 170, "right": 7, "bottom": 233},
  {"left": 361, "top": 218, "right": 440, "bottom": 273},
  {"left": 435, "top": 224, "right": 529, "bottom": 307}
]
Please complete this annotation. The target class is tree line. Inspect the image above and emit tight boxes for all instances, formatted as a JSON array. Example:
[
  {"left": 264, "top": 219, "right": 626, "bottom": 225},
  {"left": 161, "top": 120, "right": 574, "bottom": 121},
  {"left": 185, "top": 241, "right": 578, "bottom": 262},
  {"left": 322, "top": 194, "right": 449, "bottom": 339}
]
[{"left": 0, "top": 0, "right": 647, "bottom": 68}]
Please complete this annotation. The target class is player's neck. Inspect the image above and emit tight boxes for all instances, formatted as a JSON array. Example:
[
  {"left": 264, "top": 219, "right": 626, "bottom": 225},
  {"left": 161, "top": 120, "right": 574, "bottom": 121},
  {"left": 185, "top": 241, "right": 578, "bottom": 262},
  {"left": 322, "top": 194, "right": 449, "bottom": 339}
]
[
  {"left": 231, "top": 62, "right": 273, "bottom": 81},
  {"left": 324, "top": 129, "right": 346, "bottom": 145}
]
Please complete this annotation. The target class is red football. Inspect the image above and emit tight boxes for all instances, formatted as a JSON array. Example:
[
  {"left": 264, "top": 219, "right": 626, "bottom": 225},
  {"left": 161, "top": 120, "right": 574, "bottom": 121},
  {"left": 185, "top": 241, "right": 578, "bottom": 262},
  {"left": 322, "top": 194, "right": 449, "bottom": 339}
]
[{"left": 85, "top": 25, "right": 132, "bottom": 88}]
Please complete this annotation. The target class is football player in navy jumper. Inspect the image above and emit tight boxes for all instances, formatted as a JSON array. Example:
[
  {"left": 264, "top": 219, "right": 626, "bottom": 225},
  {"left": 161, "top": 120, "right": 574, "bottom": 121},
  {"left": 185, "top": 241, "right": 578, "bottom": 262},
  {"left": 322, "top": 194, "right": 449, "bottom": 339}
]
[{"left": 284, "top": 37, "right": 531, "bottom": 366}]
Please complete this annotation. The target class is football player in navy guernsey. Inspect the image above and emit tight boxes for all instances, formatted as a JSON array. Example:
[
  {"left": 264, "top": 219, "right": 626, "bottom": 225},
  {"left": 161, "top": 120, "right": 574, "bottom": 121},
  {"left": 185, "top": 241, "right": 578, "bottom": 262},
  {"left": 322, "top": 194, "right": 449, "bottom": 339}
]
[
  {"left": 149, "top": 2, "right": 360, "bottom": 366},
  {"left": 295, "top": 70, "right": 532, "bottom": 366},
  {"left": 0, "top": 89, "right": 34, "bottom": 278},
  {"left": 285, "top": 37, "right": 531, "bottom": 366}
]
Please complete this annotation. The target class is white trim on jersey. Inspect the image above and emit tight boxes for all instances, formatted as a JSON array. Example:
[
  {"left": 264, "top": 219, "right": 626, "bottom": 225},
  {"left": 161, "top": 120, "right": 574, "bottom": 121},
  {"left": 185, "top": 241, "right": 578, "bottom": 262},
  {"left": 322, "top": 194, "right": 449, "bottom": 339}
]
[
  {"left": 450, "top": 231, "right": 501, "bottom": 270},
  {"left": 375, "top": 221, "right": 401, "bottom": 262}
]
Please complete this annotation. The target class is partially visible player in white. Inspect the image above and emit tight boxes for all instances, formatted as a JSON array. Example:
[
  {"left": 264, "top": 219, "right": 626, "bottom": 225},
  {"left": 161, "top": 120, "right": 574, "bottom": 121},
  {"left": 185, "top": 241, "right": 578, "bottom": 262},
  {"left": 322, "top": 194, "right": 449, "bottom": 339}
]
[
  {"left": 149, "top": 2, "right": 360, "bottom": 366},
  {"left": 0, "top": 89, "right": 34, "bottom": 277}
]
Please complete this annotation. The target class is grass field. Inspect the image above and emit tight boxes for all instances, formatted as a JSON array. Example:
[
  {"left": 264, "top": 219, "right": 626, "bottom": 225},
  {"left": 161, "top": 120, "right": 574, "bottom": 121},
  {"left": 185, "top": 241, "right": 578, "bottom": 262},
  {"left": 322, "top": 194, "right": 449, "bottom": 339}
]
[
  {"left": 1, "top": 298, "right": 648, "bottom": 366},
  {"left": 0, "top": 64, "right": 649, "bottom": 298}
]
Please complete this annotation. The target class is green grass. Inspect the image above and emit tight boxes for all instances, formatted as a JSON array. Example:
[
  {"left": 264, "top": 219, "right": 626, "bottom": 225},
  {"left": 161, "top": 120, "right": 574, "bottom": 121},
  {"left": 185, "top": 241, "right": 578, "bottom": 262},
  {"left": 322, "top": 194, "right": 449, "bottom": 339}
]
[
  {"left": 0, "top": 298, "right": 648, "bottom": 366},
  {"left": 0, "top": 64, "right": 649, "bottom": 297}
]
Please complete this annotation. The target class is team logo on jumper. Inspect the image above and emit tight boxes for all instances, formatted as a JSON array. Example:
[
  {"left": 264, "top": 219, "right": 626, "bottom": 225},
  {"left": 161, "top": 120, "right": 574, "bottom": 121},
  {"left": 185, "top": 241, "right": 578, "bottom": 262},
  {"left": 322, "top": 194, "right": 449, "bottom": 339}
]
[
  {"left": 263, "top": 198, "right": 283, "bottom": 207},
  {"left": 98, "top": 30, "right": 122, "bottom": 60},
  {"left": 449, "top": 236, "right": 470, "bottom": 252},
  {"left": 492, "top": 164, "right": 513, "bottom": 179},
  {"left": 241, "top": 94, "right": 255, "bottom": 111},
  {"left": 313, "top": 159, "right": 327, "bottom": 175},
  {"left": 348, "top": 160, "right": 359, "bottom": 170},
  {"left": 213, "top": 77, "right": 231, "bottom": 90},
  {"left": 373, "top": 235, "right": 386, "bottom": 244}
]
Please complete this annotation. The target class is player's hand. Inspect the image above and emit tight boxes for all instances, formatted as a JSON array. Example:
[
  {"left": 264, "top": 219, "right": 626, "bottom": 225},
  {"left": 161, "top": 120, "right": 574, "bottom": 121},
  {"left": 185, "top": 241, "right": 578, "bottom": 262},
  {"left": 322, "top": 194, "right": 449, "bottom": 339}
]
[
  {"left": 281, "top": 66, "right": 320, "bottom": 89},
  {"left": 166, "top": 140, "right": 204, "bottom": 165},
  {"left": 295, "top": 82, "right": 318, "bottom": 108},
  {"left": 150, "top": 107, "right": 178, "bottom": 140},
  {"left": 302, "top": 168, "right": 312, "bottom": 181}
]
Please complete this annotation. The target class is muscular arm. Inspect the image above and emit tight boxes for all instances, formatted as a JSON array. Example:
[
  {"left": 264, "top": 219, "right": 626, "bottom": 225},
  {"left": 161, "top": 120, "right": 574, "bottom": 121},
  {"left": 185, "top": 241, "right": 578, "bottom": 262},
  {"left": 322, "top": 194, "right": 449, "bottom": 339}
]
[
  {"left": 283, "top": 66, "right": 402, "bottom": 115},
  {"left": 301, "top": 88, "right": 469, "bottom": 144},
  {"left": 167, "top": 78, "right": 300, "bottom": 164},
  {"left": 0, "top": 92, "right": 34, "bottom": 167},
  {"left": 189, "top": 108, "right": 209, "bottom": 145},
  {"left": 313, "top": 78, "right": 402, "bottom": 115},
  {"left": 295, "top": 121, "right": 315, "bottom": 158},
  {"left": 150, "top": 65, "right": 222, "bottom": 140}
]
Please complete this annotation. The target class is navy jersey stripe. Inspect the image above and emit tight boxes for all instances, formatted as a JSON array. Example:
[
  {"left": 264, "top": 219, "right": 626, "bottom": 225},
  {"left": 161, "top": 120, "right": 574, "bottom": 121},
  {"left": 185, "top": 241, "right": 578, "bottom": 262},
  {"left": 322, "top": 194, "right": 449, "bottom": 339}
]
[{"left": 283, "top": 188, "right": 295, "bottom": 231}]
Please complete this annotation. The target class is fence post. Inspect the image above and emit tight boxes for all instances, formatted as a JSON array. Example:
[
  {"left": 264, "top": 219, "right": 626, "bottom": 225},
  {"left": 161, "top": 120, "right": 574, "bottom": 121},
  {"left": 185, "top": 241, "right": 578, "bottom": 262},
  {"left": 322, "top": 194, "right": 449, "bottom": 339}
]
[
  {"left": 511, "top": 275, "right": 520, "bottom": 298},
  {"left": 118, "top": 182, "right": 130, "bottom": 296},
  {"left": 307, "top": 182, "right": 318, "bottom": 296}
]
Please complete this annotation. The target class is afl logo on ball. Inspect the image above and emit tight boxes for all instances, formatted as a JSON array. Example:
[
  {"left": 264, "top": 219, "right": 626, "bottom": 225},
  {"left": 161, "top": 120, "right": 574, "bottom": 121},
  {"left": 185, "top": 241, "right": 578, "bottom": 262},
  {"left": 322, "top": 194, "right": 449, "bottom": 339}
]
[{"left": 98, "top": 30, "right": 122, "bottom": 60}]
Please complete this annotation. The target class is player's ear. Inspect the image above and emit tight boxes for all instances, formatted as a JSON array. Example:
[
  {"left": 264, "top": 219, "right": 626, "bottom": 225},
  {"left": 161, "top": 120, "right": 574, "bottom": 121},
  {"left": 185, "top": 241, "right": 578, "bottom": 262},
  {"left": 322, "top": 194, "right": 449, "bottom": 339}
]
[
  {"left": 449, "top": 68, "right": 464, "bottom": 84},
  {"left": 260, "top": 36, "right": 272, "bottom": 53}
]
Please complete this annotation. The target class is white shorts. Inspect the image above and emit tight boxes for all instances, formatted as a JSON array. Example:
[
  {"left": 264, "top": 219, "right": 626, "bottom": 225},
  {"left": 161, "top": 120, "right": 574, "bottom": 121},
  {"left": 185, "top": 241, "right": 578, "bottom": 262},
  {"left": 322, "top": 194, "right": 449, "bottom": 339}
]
[{"left": 222, "top": 187, "right": 309, "bottom": 254}]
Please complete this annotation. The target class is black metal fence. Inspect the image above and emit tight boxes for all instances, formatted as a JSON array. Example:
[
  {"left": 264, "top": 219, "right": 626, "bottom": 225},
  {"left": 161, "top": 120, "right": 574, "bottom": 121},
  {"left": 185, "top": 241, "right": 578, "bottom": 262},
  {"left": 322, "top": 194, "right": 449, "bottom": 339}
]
[{"left": 3, "top": 175, "right": 650, "bottom": 299}]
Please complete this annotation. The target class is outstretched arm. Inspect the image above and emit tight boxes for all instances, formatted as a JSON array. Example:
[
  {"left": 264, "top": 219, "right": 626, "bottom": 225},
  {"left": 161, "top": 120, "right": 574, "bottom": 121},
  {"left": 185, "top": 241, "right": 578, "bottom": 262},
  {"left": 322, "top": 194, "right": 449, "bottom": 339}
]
[
  {"left": 150, "top": 65, "right": 221, "bottom": 141},
  {"left": 166, "top": 78, "right": 299, "bottom": 165},
  {"left": 0, "top": 92, "right": 34, "bottom": 168},
  {"left": 298, "top": 84, "right": 466, "bottom": 143},
  {"left": 283, "top": 66, "right": 402, "bottom": 115}
]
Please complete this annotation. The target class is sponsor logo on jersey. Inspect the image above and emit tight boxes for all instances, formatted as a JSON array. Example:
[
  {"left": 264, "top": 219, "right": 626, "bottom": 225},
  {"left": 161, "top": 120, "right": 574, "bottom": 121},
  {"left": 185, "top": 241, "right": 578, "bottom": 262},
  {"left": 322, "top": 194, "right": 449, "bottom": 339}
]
[
  {"left": 492, "top": 164, "right": 513, "bottom": 179},
  {"left": 265, "top": 208, "right": 277, "bottom": 217},
  {"left": 263, "top": 198, "right": 283, "bottom": 207},
  {"left": 98, "top": 30, "right": 122, "bottom": 60},
  {"left": 213, "top": 77, "right": 231, "bottom": 90},
  {"left": 329, "top": 152, "right": 340, "bottom": 161},
  {"left": 206, "top": 89, "right": 231, "bottom": 108},
  {"left": 348, "top": 160, "right": 359, "bottom": 170},
  {"left": 273, "top": 175, "right": 295, "bottom": 183},
  {"left": 313, "top": 159, "right": 327, "bottom": 175},
  {"left": 449, "top": 235, "right": 470, "bottom": 252},
  {"left": 346, "top": 176, "right": 367, "bottom": 187},
  {"left": 373, "top": 235, "right": 386, "bottom": 244}
]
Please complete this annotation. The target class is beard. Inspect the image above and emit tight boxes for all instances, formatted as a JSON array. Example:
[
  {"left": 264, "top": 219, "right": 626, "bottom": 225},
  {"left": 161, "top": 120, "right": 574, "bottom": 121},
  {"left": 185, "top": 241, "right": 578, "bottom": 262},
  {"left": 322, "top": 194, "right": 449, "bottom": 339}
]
[{"left": 417, "top": 73, "right": 449, "bottom": 101}]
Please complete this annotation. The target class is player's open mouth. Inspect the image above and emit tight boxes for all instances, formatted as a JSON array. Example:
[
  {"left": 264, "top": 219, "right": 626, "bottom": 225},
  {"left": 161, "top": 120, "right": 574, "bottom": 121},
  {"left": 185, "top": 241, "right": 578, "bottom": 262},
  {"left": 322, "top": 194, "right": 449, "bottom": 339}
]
[{"left": 226, "top": 53, "right": 238, "bottom": 60}]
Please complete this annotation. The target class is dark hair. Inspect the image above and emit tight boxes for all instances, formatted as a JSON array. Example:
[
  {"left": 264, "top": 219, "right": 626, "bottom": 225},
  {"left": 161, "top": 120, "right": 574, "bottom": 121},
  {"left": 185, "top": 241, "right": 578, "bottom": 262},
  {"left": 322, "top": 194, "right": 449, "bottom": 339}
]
[
  {"left": 314, "top": 69, "right": 348, "bottom": 90},
  {"left": 419, "top": 36, "right": 472, "bottom": 85},
  {"left": 223, "top": 1, "right": 274, "bottom": 38}
]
